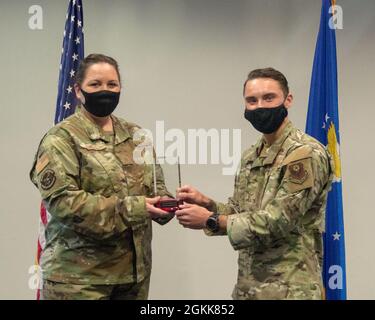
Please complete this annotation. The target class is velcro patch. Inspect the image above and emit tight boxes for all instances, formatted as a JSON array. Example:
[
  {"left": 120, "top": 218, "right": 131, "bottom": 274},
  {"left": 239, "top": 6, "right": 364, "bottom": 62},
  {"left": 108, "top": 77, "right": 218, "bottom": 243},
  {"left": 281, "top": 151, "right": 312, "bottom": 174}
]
[
  {"left": 40, "top": 169, "right": 56, "bottom": 190},
  {"left": 288, "top": 162, "right": 308, "bottom": 184},
  {"left": 282, "top": 145, "right": 313, "bottom": 166},
  {"left": 79, "top": 143, "right": 106, "bottom": 151},
  {"left": 284, "top": 158, "right": 314, "bottom": 193},
  {"left": 36, "top": 154, "right": 50, "bottom": 174}
]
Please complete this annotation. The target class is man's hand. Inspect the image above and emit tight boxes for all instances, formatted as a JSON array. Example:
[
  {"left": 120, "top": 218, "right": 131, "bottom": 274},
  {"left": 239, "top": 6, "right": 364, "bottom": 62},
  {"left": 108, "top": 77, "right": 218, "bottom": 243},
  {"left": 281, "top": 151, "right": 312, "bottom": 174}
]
[
  {"left": 176, "top": 185, "right": 212, "bottom": 208},
  {"left": 146, "top": 196, "right": 173, "bottom": 220},
  {"left": 175, "top": 203, "right": 212, "bottom": 229}
]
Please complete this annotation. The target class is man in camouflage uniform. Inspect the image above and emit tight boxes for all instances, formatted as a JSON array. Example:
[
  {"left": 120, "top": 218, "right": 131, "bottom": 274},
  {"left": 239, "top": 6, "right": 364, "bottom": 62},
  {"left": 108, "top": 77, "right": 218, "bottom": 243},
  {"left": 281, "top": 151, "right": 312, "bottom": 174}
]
[
  {"left": 176, "top": 68, "right": 334, "bottom": 300},
  {"left": 30, "top": 106, "right": 173, "bottom": 300}
]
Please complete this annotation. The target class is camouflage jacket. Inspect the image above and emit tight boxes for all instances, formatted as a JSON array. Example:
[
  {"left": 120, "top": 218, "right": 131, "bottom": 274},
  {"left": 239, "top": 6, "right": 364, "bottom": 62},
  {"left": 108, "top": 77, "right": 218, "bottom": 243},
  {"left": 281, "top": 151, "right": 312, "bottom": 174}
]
[
  {"left": 30, "top": 107, "right": 172, "bottom": 285},
  {"left": 210, "top": 121, "right": 333, "bottom": 300}
]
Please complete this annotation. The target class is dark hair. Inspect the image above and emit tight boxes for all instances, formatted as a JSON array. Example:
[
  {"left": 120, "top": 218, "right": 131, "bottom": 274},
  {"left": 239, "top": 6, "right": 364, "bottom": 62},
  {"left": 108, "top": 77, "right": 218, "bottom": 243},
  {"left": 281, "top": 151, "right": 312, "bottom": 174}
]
[
  {"left": 243, "top": 67, "right": 289, "bottom": 98},
  {"left": 75, "top": 53, "right": 121, "bottom": 85}
]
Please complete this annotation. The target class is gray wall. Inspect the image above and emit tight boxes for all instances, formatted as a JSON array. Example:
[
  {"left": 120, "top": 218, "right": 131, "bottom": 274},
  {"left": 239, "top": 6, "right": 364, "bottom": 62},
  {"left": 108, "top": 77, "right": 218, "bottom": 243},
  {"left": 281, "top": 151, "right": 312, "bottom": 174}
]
[{"left": 0, "top": 0, "right": 374, "bottom": 299}]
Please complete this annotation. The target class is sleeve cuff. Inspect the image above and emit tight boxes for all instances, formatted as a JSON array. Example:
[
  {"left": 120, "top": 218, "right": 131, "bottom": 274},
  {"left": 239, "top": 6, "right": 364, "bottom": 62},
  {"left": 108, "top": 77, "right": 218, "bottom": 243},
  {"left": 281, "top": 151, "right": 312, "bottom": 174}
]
[
  {"left": 152, "top": 212, "right": 175, "bottom": 225},
  {"left": 206, "top": 200, "right": 218, "bottom": 212},
  {"left": 122, "top": 196, "right": 148, "bottom": 225},
  {"left": 227, "top": 213, "right": 253, "bottom": 250}
]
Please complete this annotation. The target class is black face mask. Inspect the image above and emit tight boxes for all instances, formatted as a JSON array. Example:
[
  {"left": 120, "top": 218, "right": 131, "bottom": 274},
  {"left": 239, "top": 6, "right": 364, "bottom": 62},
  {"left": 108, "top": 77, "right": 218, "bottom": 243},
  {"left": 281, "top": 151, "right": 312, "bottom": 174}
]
[
  {"left": 244, "top": 103, "right": 288, "bottom": 134},
  {"left": 81, "top": 89, "right": 120, "bottom": 117}
]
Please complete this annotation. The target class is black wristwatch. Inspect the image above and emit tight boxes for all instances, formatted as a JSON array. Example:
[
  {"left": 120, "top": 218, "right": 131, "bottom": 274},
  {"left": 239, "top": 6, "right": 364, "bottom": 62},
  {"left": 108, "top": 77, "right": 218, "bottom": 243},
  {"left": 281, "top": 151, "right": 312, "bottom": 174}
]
[{"left": 206, "top": 213, "right": 220, "bottom": 233}]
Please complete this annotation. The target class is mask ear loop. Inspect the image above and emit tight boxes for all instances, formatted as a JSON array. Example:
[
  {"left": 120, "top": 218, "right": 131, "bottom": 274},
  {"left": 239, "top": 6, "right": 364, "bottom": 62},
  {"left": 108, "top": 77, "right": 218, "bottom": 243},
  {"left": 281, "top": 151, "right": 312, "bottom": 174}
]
[
  {"left": 282, "top": 93, "right": 291, "bottom": 107},
  {"left": 78, "top": 87, "right": 86, "bottom": 106},
  {"left": 112, "top": 115, "right": 116, "bottom": 148}
]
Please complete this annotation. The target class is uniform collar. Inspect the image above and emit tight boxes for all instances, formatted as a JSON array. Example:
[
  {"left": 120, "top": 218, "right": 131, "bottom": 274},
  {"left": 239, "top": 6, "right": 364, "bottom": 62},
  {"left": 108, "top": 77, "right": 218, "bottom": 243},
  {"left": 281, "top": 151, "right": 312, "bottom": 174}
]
[
  {"left": 261, "top": 120, "right": 294, "bottom": 165},
  {"left": 76, "top": 106, "right": 131, "bottom": 144},
  {"left": 112, "top": 115, "right": 132, "bottom": 145},
  {"left": 247, "top": 121, "right": 294, "bottom": 167}
]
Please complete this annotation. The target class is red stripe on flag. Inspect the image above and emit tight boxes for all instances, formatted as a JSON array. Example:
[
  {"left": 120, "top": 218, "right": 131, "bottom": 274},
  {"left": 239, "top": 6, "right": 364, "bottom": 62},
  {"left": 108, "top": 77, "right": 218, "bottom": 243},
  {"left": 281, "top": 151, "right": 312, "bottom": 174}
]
[
  {"left": 40, "top": 202, "right": 47, "bottom": 226},
  {"left": 36, "top": 202, "right": 47, "bottom": 300}
]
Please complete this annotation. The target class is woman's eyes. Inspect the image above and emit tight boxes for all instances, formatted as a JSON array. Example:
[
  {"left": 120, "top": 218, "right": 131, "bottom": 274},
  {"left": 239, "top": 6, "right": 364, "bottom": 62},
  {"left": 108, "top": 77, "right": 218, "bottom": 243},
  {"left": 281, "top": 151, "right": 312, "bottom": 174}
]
[{"left": 89, "top": 83, "right": 118, "bottom": 87}]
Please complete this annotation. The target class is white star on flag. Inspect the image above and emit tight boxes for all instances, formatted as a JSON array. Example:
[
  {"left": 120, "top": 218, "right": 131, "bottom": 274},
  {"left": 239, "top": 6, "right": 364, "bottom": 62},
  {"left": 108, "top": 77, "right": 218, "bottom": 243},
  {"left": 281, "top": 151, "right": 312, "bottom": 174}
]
[
  {"left": 333, "top": 232, "right": 341, "bottom": 241},
  {"left": 71, "top": 15, "right": 75, "bottom": 23},
  {"left": 70, "top": 69, "right": 75, "bottom": 78},
  {"left": 66, "top": 85, "right": 73, "bottom": 93},
  {"left": 74, "top": 36, "right": 80, "bottom": 45},
  {"left": 63, "top": 102, "right": 71, "bottom": 110},
  {"left": 72, "top": 53, "right": 79, "bottom": 61},
  {"left": 322, "top": 113, "right": 330, "bottom": 130},
  {"left": 77, "top": 20, "right": 82, "bottom": 28},
  {"left": 325, "top": 113, "right": 330, "bottom": 123}
]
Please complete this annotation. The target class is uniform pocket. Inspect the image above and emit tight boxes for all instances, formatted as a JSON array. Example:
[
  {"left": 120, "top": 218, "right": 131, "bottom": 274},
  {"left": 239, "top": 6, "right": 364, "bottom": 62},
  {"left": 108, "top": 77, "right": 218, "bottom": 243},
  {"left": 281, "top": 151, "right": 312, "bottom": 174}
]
[
  {"left": 118, "top": 157, "right": 147, "bottom": 196},
  {"left": 79, "top": 143, "right": 124, "bottom": 196}
]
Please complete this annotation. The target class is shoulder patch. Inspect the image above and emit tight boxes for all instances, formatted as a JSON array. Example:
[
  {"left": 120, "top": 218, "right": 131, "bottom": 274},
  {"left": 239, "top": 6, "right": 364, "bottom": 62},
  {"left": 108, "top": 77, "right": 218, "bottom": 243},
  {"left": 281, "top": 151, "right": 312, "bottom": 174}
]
[
  {"left": 36, "top": 154, "right": 50, "bottom": 175},
  {"left": 284, "top": 158, "right": 314, "bottom": 193},
  {"left": 288, "top": 162, "right": 308, "bottom": 184},
  {"left": 40, "top": 169, "right": 56, "bottom": 190}
]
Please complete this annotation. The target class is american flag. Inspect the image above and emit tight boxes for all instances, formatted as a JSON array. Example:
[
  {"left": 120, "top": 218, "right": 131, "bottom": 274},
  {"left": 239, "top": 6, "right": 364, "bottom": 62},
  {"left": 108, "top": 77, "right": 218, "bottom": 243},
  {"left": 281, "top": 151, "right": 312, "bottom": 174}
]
[
  {"left": 36, "top": 0, "right": 84, "bottom": 300},
  {"left": 55, "top": 0, "right": 85, "bottom": 124}
]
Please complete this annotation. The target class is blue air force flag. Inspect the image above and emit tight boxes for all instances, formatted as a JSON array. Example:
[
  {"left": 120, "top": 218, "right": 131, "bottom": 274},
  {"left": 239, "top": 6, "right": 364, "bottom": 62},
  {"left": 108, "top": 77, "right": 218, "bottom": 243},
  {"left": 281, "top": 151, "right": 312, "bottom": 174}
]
[{"left": 305, "top": 0, "right": 347, "bottom": 300}]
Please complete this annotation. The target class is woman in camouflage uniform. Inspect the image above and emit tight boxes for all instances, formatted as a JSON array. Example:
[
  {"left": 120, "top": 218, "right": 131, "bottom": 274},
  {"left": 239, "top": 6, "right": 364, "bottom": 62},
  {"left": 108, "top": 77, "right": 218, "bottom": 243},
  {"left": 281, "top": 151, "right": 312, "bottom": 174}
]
[{"left": 30, "top": 54, "right": 173, "bottom": 300}]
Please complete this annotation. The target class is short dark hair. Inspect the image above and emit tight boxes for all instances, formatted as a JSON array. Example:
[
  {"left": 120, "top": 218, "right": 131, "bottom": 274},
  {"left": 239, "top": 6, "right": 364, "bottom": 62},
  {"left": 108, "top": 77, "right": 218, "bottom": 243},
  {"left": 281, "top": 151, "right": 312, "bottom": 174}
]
[
  {"left": 243, "top": 67, "right": 289, "bottom": 97},
  {"left": 75, "top": 53, "right": 121, "bottom": 85}
]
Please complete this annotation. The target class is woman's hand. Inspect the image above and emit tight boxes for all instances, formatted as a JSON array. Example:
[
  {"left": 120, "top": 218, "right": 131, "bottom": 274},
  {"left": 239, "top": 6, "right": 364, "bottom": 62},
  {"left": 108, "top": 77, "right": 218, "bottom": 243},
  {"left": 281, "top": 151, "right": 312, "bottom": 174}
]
[{"left": 145, "top": 196, "right": 170, "bottom": 219}]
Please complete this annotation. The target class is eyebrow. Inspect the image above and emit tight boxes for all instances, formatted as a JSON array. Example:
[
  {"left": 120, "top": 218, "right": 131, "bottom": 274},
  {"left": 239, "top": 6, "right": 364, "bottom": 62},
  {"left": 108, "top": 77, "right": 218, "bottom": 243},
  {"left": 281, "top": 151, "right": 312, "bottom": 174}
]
[
  {"left": 87, "top": 79, "right": 119, "bottom": 83},
  {"left": 263, "top": 93, "right": 277, "bottom": 98},
  {"left": 246, "top": 92, "right": 278, "bottom": 99}
]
